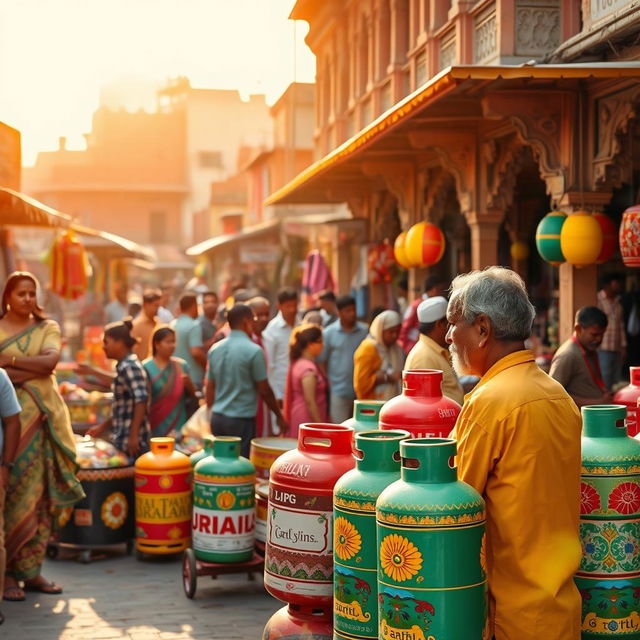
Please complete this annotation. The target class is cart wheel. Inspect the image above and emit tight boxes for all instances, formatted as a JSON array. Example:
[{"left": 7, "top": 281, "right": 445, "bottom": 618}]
[
  {"left": 126, "top": 540, "right": 134, "bottom": 555},
  {"left": 46, "top": 544, "right": 59, "bottom": 559},
  {"left": 79, "top": 550, "right": 92, "bottom": 564},
  {"left": 182, "top": 548, "right": 197, "bottom": 599}
]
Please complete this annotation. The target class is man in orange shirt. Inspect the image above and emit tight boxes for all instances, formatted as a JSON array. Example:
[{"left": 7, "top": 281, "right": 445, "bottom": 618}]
[{"left": 447, "top": 267, "right": 582, "bottom": 640}]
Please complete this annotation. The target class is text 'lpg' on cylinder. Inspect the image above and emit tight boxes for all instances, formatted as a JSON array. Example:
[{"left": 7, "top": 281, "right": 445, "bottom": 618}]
[
  {"left": 376, "top": 438, "right": 487, "bottom": 640},
  {"left": 379, "top": 369, "right": 460, "bottom": 438},
  {"left": 264, "top": 423, "right": 355, "bottom": 609}
]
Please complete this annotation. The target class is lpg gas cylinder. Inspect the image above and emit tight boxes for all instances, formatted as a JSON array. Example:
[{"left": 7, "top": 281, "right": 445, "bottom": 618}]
[
  {"left": 333, "top": 430, "right": 409, "bottom": 640},
  {"left": 189, "top": 435, "right": 214, "bottom": 468},
  {"left": 613, "top": 367, "right": 640, "bottom": 437},
  {"left": 135, "top": 437, "right": 192, "bottom": 555},
  {"left": 262, "top": 604, "right": 332, "bottom": 640},
  {"left": 341, "top": 400, "right": 385, "bottom": 432},
  {"left": 575, "top": 405, "right": 640, "bottom": 639},
  {"left": 377, "top": 438, "right": 486, "bottom": 640},
  {"left": 379, "top": 370, "right": 461, "bottom": 438},
  {"left": 192, "top": 436, "right": 255, "bottom": 563},
  {"left": 264, "top": 423, "right": 355, "bottom": 608}
]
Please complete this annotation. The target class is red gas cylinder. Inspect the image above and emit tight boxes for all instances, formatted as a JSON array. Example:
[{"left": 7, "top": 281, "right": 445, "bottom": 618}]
[
  {"left": 264, "top": 423, "right": 355, "bottom": 608},
  {"left": 379, "top": 369, "right": 461, "bottom": 438},
  {"left": 613, "top": 367, "right": 640, "bottom": 437},
  {"left": 262, "top": 604, "right": 332, "bottom": 640}
]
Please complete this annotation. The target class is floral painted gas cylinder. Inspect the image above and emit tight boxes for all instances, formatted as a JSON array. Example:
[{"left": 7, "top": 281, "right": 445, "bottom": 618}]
[
  {"left": 264, "top": 424, "right": 355, "bottom": 608},
  {"left": 134, "top": 437, "right": 192, "bottom": 555},
  {"left": 192, "top": 436, "right": 255, "bottom": 563},
  {"left": 613, "top": 368, "right": 640, "bottom": 437},
  {"left": 262, "top": 604, "right": 332, "bottom": 640},
  {"left": 333, "top": 430, "right": 409, "bottom": 640},
  {"left": 575, "top": 405, "right": 640, "bottom": 638},
  {"left": 376, "top": 438, "right": 486, "bottom": 640},
  {"left": 379, "top": 370, "right": 461, "bottom": 438},
  {"left": 342, "top": 400, "right": 385, "bottom": 432}
]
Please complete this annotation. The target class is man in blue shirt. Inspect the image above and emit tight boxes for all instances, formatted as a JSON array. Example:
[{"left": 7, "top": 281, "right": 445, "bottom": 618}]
[
  {"left": 205, "top": 304, "right": 287, "bottom": 456},
  {"left": 172, "top": 293, "right": 206, "bottom": 390},
  {"left": 318, "top": 295, "right": 369, "bottom": 423},
  {"left": 0, "top": 368, "right": 21, "bottom": 625}
]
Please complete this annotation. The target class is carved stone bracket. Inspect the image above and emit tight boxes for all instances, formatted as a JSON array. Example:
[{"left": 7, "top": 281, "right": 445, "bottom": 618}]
[
  {"left": 482, "top": 92, "right": 566, "bottom": 204},
  {"left": 423, "top": 167, "right": 455, "bottom": 223},
  {"left": 408, "top": 129, "right": 476, "bottom": 214},
  {"left": 361, "top": 161, "right": 415, "bottom": 228},
  {"left": 486, "top": 135, "right": 534, "bottom": 212},
  {"left": 593, "top": 85, "right": 640, "bottom": 191}
]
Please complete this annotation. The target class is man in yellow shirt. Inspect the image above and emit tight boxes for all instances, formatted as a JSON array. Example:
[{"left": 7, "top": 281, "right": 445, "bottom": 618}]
[
  {"left": 446, "top": 267, "right": 582, "bottom": 640},
  {"left": 405, "top": 296, "right": 464, "bottom": 404}
]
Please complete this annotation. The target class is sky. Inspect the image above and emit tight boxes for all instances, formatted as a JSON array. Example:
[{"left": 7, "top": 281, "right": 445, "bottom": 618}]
[{"left": 0, "top": 0, "right": 316, "bottom": 165}]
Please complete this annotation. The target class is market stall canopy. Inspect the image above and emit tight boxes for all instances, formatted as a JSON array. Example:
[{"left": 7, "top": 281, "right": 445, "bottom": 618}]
[
  {"left": 0, "top": 187, "right": 73, "bottom": 227},
  {"left": 265, "top": 62, "right": 640, "bottom": 206},
  {"left": 72, "top": 224, "right": 156, "bottom": 265},
  {"left": 186, "top": 218, "right": 280, "bottom": 257}
]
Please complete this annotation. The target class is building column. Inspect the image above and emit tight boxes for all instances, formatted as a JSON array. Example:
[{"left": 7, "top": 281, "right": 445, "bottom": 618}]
[
  {"left": 556, "top": 191, "right": 611, "bottom": 344},
  {"left": 467, "top": 210, "right": 503, "bottom": 270}
]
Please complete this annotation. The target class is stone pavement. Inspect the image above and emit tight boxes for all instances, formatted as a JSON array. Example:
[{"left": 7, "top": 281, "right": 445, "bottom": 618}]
[{"left": 2, "top": 548, "right": 281, "bottom": 640}]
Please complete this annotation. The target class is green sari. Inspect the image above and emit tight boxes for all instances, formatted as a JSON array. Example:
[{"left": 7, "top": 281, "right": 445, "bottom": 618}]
[{"left": 1, "top": 320, "right": 84, "bottom": 580}]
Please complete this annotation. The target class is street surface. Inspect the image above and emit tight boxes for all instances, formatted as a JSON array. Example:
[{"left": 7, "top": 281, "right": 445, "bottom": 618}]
[{"left": 2, "top": 547, "right": 280, "bottom": 639}]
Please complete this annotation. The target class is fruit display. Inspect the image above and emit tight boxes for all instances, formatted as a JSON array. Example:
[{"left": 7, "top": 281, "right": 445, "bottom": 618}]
[
  {"left": 74, "top": 434, "right": 129, "bottom": 469},
  {"left": 60, "top": 382, "right": 113, "bottom": 426}
]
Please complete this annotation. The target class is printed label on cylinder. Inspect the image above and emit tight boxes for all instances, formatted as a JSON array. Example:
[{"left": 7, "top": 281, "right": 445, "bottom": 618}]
[
  {"left": 193, "top": 480, "right": 254, "bottom": 554},
  {"left": 264, "top": 486, "right": 333, "bottom": 596}
]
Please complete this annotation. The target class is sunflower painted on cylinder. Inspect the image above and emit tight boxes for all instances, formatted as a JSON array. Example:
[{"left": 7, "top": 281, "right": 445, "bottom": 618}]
[
  {"left": 405, "top": 222, "right": 446, "bottom": 268},
  {"left": 535, "top": 211, "right": 566, "bottom": 265},
  {"left": 135, "top": 437, "right": 192, "bottom": 555},
  {"left": 376, "top": 438, "right": 486, "bottom": 640},
  {"left": 333, "top": 430, "right": 410, "bottom": 640},
  {"left": 576, "top": 405, "right": 640, "bottom": 639}
]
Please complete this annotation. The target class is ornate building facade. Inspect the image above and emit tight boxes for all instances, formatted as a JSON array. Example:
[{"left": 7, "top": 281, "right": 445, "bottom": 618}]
[{"left": 269, "top": 0, "right": 640, "bottom": 343}]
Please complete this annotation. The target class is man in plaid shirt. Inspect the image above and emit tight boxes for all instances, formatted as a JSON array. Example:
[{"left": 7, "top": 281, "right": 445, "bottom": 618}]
[{"left": 597, "top": 273, "right": 627, "bottom": 389}]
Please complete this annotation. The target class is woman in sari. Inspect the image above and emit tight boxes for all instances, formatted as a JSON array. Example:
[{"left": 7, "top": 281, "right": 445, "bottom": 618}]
[
  {"left": 0, "top": 272, "right": 83, "bottom": 600},
  {"left": 143, "top": 326, "right": 195, "bottom": 437},
  {"left": 353, "top": 309, "right": 404, "bottom": 401},
  {"left": 283, "top": 324, "right": 328, "bottom": 438}
]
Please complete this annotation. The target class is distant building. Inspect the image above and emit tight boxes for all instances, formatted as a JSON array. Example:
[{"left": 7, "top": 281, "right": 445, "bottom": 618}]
[{"left": 24, "top": 78, "right": 272, "bottom": 277}]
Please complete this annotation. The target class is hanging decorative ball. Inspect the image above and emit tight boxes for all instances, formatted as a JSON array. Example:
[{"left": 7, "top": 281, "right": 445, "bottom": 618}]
[
  {"left": 620, "top": 204, "right": 640, "bottom": 267},
  {"left": 393, "top": 231, "right": 414, "bottom": 269},
  {"left": 535, "top": 211, "right": 567, "bottom": 265},
  {"left": 560, "top": 211, "right": 603, "bottom": 267},
  {"left": 592, "top": 212, "right": 617, "bottom": 264},
  {"left": 405, "top": 221, "right": 446, "bottom": 267},
  {"left": 510, "top": 241, "right": 530, "bottom": 262}
]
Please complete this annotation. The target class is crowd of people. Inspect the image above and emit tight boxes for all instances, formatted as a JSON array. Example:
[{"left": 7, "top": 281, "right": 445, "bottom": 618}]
[{"left": 0, "top": 265, "right": 638, "bottom": 638}]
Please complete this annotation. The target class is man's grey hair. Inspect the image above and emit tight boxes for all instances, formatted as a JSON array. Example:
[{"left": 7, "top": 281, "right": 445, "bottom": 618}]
[
  {"left": 248, "top": 296, "right": 269, "bottom": 310},
  {"left": 449, "top": 267, "right": 535, "bottom": 341}
]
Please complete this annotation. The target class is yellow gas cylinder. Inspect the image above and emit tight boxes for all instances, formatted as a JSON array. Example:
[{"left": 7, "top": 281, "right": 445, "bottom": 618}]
[{"left": 134, "top": 437, "right": 192, "bottom": 556}]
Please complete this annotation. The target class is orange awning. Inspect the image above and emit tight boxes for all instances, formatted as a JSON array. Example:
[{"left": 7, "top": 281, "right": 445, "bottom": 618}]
[
  {"left": 0, "top": 187, "right": 73, "bottom": 228},
  {"left": 266, "top": 62, "right": 640, "bottom": 206}
]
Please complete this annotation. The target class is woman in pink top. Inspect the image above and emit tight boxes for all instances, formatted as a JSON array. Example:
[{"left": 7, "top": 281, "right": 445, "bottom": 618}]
[{"left": 284, "top": 324, "right": 328, "bottom": 437}]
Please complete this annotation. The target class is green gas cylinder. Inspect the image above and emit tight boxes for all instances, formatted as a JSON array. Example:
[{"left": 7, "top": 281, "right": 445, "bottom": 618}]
[
  {"left": 333, "top": 430, "right": 410, "bottom": 640},
  {"left": 576, "top": 405, "right": 640, "bottom": 639},
  {"left": 342, "top": 400, "right": 385, "bottom": 432},
  {"left": 192, "top": 436, "right": 255, "bottom": 563},
  {"left": 376, "top": 438, "right": 486, "bottom": 640}
]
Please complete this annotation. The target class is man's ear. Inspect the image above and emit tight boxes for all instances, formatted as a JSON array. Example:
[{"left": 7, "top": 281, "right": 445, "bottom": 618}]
[{"left": 474, "top": 313, "right": 492, "bottom": 348}]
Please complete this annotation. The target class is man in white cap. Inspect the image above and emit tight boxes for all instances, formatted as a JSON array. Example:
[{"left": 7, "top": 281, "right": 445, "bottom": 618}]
[{"left": 405, "top": 295, "right": 464, "bottom": 405}]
